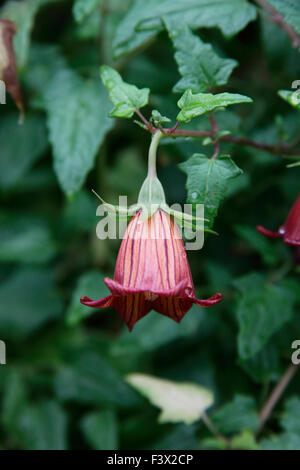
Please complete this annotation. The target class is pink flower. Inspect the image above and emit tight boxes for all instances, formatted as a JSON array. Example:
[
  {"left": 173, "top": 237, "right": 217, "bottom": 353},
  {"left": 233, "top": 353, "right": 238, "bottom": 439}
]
[
  {"left": 257, "top": 194, "right": 300, "bottom": 246},
  {"left": 81, "top": 210, "right": 222, "bottom": 331}
]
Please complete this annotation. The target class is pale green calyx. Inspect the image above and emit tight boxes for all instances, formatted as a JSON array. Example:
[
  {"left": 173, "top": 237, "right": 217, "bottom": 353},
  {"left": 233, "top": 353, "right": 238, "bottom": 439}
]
[{"left": 137, "top": 176, "right": 166, "bottom": 206}]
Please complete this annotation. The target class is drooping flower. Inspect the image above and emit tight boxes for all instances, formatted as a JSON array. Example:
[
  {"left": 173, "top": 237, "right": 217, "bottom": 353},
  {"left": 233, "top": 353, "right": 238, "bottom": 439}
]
[
  {"left": 257, "top": 194, "right": 300, "bottom": 246},
  {"left": 81, "top": 130, "right": 222, "bottom": 330},
  {"left": 0, "top": 19, "right": 23, "bottom": 113},
  {"left": 81, "top": 209, "right": 222, "bottom": 330}
]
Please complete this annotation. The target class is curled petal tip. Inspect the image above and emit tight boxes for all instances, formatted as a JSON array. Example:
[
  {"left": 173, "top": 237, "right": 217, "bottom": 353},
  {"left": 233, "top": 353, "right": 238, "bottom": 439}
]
[
  {"left": 256, "top": 225, "right": 281, "bottom": 239},
  {"left": 80, "top": 295, "right": 113, "bottom": 309},
  {"left": 192, "top": 292, "right": 223, "bottom": 307}
]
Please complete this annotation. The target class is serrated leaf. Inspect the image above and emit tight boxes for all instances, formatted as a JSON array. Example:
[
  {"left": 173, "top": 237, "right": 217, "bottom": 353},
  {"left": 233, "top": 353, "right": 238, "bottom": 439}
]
[
  {"left": 278, "top": 89, "right": 300, "bottom": 109},
  {"left": 44, "top": 68, "right": 113, "bottom": 197},
  {"left": 126, "top": 374, "right": 213, "bottom": 424},
  {"left": 179, "top": 154, "right": 242, "bottom": 228},
  {"left": 73, "top": 0, "right": 101, "bottom": 23},
  {"left": 0, "top": 113, "right": 48, "bottom": 189},
  {"left": 177, "top": 89, "right": 252, "bottom": 122},
  {"left": 66, "top": 271, "right": 110, "bottom": 326},
  {"left": 113, "top": 0, "right": 257, "bottom": 58},
  {"left": 235, "top": 273, "right": 296, "bottom": 359},
  {"left": 81, "top": 410, "right": 118, "bottom": 450},
  {"left": 165, "top": 19, "right": 237, "bottom": 93},
  {"left": 100, "top": 65, "right": 150, "bottom": 118},
  {"left": 212, "top": 395, "right": 259, "bottom": 434},
  {"left": 267, "top": 0, "right": 300, "bottom": 36}
]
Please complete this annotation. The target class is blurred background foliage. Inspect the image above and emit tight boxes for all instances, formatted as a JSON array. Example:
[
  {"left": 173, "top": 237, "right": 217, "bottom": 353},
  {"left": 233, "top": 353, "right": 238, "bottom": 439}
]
[{"left": 0, "top": 0, "right": 300, "bottom": 450}]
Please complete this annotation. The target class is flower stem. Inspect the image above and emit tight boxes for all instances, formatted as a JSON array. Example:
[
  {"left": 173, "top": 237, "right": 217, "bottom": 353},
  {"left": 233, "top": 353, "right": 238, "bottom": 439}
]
[{"left": 147, "top": 130, "right": 163, "bottom": 178}]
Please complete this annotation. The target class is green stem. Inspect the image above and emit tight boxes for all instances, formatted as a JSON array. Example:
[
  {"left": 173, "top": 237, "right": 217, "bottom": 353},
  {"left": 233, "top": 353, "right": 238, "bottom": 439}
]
[{"left": 147, "top": 130, "right": 163, "bottom": 178}]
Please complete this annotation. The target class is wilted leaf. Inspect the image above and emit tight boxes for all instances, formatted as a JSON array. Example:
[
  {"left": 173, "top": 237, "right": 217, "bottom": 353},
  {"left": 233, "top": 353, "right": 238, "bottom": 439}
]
[
  {"left": 100, "top": 65, "right": 150, "bottom": 118},
  {"left": 126, "top": 374, "right": 213, "bottom": 424},
  {"left": 179, "top": 154, "right": 242, "bottom": 227},
  {"left": 165, "top": 19, "right": 237, "bottom": 93},
  {"left": 177, "top": 89, "right": 252, "bottom": 122},
  {"left": 0, "top": 19, "right": 23, "bottom": 111}
]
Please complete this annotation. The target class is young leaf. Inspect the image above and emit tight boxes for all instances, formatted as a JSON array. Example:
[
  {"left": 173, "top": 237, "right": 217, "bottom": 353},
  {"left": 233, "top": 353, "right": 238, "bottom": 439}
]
[
  {"left": 151, "top": 109, "right": 171, "bottom": 125},
  {"left": 179, "top": 154, "right": 242, "bottom": 228},
  {"left": 235, "top": 273, "right": 296, "bottom": 359},
  {"left": 165, "top": 19, "right": 237, "bottom": 93},
  {"left": 177, "top": 89, "right": 252, "bottom": 122},
  {"left": 113, "top": 0, "right": 257, "bottom": 58},
  {"left": 100, "top": 65, "right": 150, "bottom": 118},
  {"left": 278, "top": 89, "right": 300, "bottom": 109},
  {"left": 126, "top": 373, "right": 213, "bottom": 425},
  {"left": 44, "top": 68, "right": 114, "bottom": 197}
]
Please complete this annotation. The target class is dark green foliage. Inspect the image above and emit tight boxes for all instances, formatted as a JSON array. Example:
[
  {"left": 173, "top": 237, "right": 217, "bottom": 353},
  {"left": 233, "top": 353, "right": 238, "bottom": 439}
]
[{"left": 0, "top": 0, "right": 299, "bottom": 451}]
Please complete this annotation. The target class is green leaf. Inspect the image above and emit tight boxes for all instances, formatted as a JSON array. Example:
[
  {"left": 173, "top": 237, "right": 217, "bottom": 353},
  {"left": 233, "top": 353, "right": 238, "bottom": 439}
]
[
  {"left": 235, "top": 225, "right": 281, "bottom": 266},
  {"left": 126, "top": 374, "right": 214, "bottom": 425},
  {"left": 54, "top": 352, "right": 139, "bottom": 409},
  {"left": 0, "top": 114, "right": 48, "bottom": 190},
  {"left": 0, "top": 267, "right": 63, "bottom": 340},
  {"left": 212, "top": 395, "right": 259, "bottom": 434},
  {"left": 16, "top": 401, "right": 68, "bottom": 450},
  {"left": 81, "top": 410, "right": 118, "bottom": 450},
  {"left": 73, "top": 0, "right": 101, "bottom": 22},
  {"left": 261, "top": 432, "right": 300, "bottom": 450},
  {"left": 267, "top": 0, "right": 300, "bottom": 36},
  {"left": 1, "top": 0, "right": 38, "bottom": 68},
  {"left": 239, "top": 343, "right": 281, "bottom": 383},
  {"left": 151, "top": 109, "right": 171, "bottom": 125},
  {"left": 66, "top": 271, "right": 110, "bottom": 326},
  {"left": 280, "top": 397, "right": 300, "bottom": 434},
  {"left": 100, "top": 65, "right": 150, "bottom": 118},
  {"left": 165, "top": 19, "right": 237, "bottom": 93},
  {"left": 44, "top": 68, "right": 113, "bottom": 197},
  {"left": 231, "top": 430, "right": 260, "bottom": 450},
  {"left": 235, "top": 273, "right": 296, "bottom": 359},
  {"left": 278, "top": 89, "right": 300, "bottom": 109},
  {"left": 0, "top": 213, "right": 57, "bottom": 263},
  {"left": 179, "top": 154, "right": 242, "bottom": 228},
  {"left": 177, "top": 89, "right": 252, "bottom": 122},
  {"left": 1, "top": 369, "right": 27, "bottom": 432},
  {"left": 113, "top": 0, "right": 257, "bottom": 58}
]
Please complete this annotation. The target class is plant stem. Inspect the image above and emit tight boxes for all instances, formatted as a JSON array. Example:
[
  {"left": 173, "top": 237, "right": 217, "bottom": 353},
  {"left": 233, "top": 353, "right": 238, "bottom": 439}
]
[
  {"left": 254, "top": 0, "right": 300, "bottom": 48},
  {"left": 258, "top": 363, "right": 299, "bottom": 433},
  {"left": 147, "top": 130, "right": 163, "bottom": 178},
  {"left": 134, "top": 109, "right": 300, "bottom": 156},
  {"left": 202, "top": 412, "right": 230, "bottom": 448}
]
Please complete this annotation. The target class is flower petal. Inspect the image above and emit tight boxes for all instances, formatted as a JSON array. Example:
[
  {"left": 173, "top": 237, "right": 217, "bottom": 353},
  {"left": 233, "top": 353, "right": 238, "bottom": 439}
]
[
  {"left": 80, "top": 295, "right": 113, "bottom": 308},
  {"left": 256, "top": 225, "right": 281, "bottom": 239},
  {"left": 191, "top": 292, "right": 223, "bottom": 307}
]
